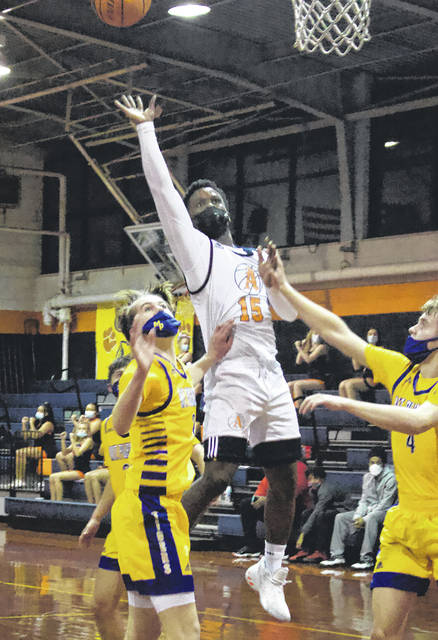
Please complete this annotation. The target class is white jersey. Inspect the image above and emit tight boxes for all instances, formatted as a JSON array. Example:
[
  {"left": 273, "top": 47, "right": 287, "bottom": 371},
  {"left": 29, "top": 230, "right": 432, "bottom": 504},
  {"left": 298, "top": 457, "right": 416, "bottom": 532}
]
[
  {"left": 137, "top": 122, "right": 298, "bottom": 406},
  {"left": 189, "top": 239, "right": 278, "bottom": 396}
]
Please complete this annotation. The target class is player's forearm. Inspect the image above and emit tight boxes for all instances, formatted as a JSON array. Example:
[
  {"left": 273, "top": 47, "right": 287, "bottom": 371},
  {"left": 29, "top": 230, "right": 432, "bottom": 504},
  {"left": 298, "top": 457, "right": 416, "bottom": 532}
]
[
  {"left": 189, "top": 353, "right": 216, "bottom": 387},
  {"left": 334, "top": 396, "right": 432, "bottom": 435},
  {"left": 112, "top": 367, "right": 147, "bottom": 435},
  {"left": 136, "top": 122, "right": 207, "bottom": 278},
  {"left": 90, "top": 480, "right": 114, "bottom": 522},
  {"left": 275, "top": 281, "right": 365, "bottom": 362},
  {"left": 268, "top": 287, "right": 298, "bottom": 322}
]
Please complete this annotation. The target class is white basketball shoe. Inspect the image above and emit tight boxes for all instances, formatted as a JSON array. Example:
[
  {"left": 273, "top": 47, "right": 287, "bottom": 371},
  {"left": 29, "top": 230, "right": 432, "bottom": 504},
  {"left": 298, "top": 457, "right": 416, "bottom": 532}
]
[{"left": 245, "top": 556, "right": 291, "bottom": 622}]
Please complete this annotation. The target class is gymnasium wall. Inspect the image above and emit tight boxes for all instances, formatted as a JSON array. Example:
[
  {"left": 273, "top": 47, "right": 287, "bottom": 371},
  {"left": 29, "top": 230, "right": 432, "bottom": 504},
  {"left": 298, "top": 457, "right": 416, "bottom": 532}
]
[
  {"left": 0, "top": 146, "right": 45, "bottom": 311},
  {"left": 0, "top": 277, "right": 436, "bottom": 385}
]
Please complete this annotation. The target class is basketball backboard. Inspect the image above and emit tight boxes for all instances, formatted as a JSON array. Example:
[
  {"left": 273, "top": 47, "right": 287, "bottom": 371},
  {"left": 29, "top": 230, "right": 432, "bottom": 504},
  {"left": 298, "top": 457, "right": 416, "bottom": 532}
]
[{"left": 124, "top": 221, "right": 184, "bottom": 285}]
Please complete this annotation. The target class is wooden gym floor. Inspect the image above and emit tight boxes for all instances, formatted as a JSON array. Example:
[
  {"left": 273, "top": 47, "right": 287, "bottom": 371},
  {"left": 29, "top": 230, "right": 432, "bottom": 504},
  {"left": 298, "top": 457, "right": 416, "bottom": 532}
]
[{"left": 0, "top": 523, "right": 436, "bottom": 639}]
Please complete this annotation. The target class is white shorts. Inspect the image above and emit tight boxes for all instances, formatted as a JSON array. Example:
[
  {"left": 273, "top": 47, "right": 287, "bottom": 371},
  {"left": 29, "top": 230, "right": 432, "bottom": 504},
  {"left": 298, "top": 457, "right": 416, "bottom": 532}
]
[
  {"left": 128, "top": 590, "right": 195, "bottom": 613},
  {"left": 203, "top": 357, "right": 300, "bottom": 447}
]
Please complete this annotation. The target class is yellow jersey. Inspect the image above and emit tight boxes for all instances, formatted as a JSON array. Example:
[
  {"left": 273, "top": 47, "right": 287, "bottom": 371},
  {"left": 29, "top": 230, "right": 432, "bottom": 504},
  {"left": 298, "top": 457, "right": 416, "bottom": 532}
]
[
  {"left": 101, "top": 415, "right": 131, "bottom": 499},
  {"left": 366, "top": 344, "right": 438, "bottom": 512},
  {"left": 119, "top": 353, "right": 196, "bottom": 498}
]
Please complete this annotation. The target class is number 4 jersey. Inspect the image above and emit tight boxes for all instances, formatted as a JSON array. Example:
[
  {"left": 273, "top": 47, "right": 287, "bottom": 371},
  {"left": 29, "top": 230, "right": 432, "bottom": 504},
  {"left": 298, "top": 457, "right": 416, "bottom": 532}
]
[{"left": 365, "top": 344, "right": 438, "bottom": 512}]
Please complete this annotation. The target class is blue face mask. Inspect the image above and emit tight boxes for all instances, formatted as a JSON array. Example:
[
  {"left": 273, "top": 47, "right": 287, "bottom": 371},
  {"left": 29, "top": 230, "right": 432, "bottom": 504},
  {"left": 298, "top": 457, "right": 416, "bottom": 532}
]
[
  {"left": 112, "top": 380, "right": 120, "bottom": 398},
  {"left": 403, "top": 335, "right": 438, "bottom": 364},
  {"left": 142, "top": 311, "right": 181, "bottom": 338}
]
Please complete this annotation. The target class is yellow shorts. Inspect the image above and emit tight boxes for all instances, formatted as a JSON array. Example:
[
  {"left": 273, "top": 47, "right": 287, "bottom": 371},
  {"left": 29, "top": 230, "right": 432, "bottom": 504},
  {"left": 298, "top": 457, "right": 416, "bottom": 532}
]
[
  {"left": 371, "top": 505, "right": 438, "bottom": 596},
  {"left": 98, "top": 528, "right": 120, "bottom": 572},
  {"left": 112, "top": 488, "right": 194, "bottom": 597}
]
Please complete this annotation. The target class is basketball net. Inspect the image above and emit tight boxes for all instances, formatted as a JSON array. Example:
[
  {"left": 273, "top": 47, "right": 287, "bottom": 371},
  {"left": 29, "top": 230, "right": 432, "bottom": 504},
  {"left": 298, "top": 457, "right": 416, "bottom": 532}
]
[{"left": 292, "top": 0, "right": 372, "bottom": 57}]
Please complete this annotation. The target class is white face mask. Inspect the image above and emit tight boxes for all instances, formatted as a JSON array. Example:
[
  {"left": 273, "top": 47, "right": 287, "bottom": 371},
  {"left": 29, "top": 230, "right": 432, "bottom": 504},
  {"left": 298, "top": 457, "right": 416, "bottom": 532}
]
[
  {"left": 367, "top": 334, "right": 378, "bottom": 344},
  {"left": 369, "top": 463, "right": 383, "bottom": 477},
  {"left": 35, "top": 411, "right": 44, "bottom": 420},
  {"left": 84, "top": 410, "right": 96, "bottom": 419},
  {"left": 311, "top": 334, "right": 320, "bottom": 345},
  {"left": 180, "top": 343, "right": 190, "bottom": 353},
  {"left": 76, "top": 429, "right": 88, "bottom": 439}
]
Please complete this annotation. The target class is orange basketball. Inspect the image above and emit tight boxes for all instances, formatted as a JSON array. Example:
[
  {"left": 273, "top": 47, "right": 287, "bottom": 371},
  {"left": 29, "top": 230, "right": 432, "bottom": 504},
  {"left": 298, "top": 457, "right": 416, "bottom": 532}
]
[{"left": 93, "top": 0, "right": 151, "bottom": 28}]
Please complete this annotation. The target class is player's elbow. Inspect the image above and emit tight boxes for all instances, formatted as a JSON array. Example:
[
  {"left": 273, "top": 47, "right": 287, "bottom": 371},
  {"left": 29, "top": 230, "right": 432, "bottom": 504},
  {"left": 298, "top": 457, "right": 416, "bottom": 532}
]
[
  {"left": 409, "top": 416, "right": 436, "bottom": 435},
  {"left": 112, "top": 416, "right": 129, "bottom": 436}
]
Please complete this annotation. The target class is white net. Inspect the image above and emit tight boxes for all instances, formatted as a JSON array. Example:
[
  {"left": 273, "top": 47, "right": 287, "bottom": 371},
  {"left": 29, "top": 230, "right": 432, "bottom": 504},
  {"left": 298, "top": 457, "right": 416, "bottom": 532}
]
[{"left": 292, "top": 0, "right": 372, "bottom": 57}]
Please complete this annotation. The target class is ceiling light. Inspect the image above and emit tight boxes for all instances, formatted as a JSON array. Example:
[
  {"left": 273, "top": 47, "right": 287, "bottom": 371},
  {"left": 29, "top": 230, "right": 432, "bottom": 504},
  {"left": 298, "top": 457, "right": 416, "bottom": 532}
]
[
  {"left": 384, "top": 140, "right": 399, "bottom": 149},
  {"left": 168, "top": 3, "right": 211, "bottom": 18},
  {"left": 0, "top": 52, "right": 10, "bottom": 77}
]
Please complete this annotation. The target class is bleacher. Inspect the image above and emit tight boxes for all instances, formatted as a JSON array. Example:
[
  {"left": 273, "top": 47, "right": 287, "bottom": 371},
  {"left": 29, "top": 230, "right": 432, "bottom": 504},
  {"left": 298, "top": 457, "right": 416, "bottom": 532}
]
[{"left": 2, "top": 376, "right": 394, "bottom": 549}]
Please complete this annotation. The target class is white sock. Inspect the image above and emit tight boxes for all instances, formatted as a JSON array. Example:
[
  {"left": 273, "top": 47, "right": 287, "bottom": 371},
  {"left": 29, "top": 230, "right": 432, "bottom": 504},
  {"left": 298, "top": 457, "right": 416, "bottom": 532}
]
[{"left": 264, "top": 541, "right": 286, "bottom": 574}]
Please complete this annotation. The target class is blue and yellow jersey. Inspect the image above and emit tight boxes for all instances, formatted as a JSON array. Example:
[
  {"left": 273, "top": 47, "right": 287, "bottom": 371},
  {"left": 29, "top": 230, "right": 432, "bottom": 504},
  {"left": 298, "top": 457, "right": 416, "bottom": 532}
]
[
  {"left": 101, "top": 416, "right": 131, "bottom": 499},
  {"left": 366, "top": 344, "right": 438, "bottom": 512},
  {"left": 119, "top": 354, "right": 196, "bottom": 498}
]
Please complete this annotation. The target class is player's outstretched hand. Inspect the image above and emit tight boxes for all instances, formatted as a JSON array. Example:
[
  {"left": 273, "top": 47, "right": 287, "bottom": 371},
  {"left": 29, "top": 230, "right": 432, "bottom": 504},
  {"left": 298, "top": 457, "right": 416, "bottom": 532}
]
[
  {"left": 208, "top": 319, "right": 234, "bottom": 363},
  {"left": 79, "top": 517, "right": 100, "bottom": 548},
  {"left": 129, "top": 314, "right": 156, "bottom": 375},
  {"left": 299, "top": 393, "right": 346, "bottom": 415},
  {"left": 114, "top": 94, "right": 163, "bottom": 125},
  {"left": 257, "top": 241, "right": 287, "bottom": 290}
]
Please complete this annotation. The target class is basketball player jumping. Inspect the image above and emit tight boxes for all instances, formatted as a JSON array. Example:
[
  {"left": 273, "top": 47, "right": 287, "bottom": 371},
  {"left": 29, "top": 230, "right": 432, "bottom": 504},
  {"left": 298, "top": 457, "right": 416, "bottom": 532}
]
[
  {"left": 258, "top": 241, "right": 438, "bottom": 640},
  {"left": 115, "top": 94, "right": 301, "bottom": 622}
]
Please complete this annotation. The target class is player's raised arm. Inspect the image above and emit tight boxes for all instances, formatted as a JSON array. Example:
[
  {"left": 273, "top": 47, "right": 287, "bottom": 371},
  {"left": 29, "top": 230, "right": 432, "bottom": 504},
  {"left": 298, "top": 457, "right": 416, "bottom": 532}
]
[
  {"left": 257, "top": 243, "right": 367, "bottom": 365},
  {"left": 112, "top": 316, "right": 156, "bottom": 436},
  {"left": 115, "top": 95, "right": 210, "bottom": 288}
]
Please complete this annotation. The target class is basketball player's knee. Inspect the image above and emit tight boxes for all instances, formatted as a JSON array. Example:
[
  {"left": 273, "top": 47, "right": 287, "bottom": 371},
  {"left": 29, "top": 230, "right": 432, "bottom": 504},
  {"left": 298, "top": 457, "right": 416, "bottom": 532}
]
[
  {"left": 178, "top": 615, "right": 200, "bottom": 640},
  {"left": 93, "top": 593, "right": 119, "bottom": 622},
  {"left": 203, "top": 464, "right": 233, "bottom": 495},
  {"left": 370, "top": 626, "right": 386, "bottom": 640},
  {"left": 267, "top": 465, "right": 296, "bottom": 501}
]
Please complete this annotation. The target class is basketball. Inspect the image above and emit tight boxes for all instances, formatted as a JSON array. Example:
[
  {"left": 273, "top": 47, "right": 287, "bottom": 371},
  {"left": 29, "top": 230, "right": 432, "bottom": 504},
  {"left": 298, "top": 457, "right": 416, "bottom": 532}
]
[{"left": 92, "top": 0, "right": 151, "bottom": 28}]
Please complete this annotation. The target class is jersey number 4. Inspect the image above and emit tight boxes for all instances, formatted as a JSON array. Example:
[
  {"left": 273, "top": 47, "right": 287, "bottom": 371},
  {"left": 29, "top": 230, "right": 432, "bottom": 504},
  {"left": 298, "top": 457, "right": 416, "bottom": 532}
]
[
  {"left": 238, "top": 296, "right": 263, "bottom": 322},
  {"left": 406, "top": 435, "right": 415, "bottom": 453}
]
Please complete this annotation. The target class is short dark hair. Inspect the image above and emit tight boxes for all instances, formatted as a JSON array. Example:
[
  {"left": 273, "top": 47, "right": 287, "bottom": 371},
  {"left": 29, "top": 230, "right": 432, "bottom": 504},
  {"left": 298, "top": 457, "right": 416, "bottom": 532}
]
[
  {"left": 307, "top": 466, "right": 326, "bottom": 480},
  {"left": 368, "top": 446, "right": 387, "bottom": 464},
  {"left": 115, "top": 282, "right": 175, "bottom": 341},
  {"left": 183, "top": 178, "right": 229, "bottom": 212},
  {"left": 107, "top": 355, "right": 131, "bottom": 383}
]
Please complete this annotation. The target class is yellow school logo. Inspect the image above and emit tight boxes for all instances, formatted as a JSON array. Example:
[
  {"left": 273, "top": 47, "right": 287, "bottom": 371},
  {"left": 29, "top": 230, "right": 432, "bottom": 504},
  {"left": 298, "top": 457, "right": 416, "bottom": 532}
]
[
  {"left": 103, "top": 326, "right": 117, "bottom": 352},
  {"left": 154, "top": 320, "right": 164, "bottom": 331}
]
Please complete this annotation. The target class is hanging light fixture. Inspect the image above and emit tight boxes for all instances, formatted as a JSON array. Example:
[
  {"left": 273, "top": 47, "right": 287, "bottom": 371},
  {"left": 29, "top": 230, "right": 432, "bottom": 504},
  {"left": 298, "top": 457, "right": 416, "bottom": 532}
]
[{"left": 168, "top": 2, "right": 211, "bottom": 18}]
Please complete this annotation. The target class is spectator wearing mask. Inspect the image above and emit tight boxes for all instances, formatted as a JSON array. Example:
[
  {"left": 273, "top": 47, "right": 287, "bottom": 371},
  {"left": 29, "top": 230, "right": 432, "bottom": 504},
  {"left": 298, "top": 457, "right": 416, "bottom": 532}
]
[
  {"left": 15, "top": 402, "right": 57, "bottom": 487},
  {"left": 177, "top": 331, "right": 192, "bottom": 364},
  {"left": 49, "top": 417, "right": 94, "bottom": 501},
  {"left": 288, "top": 330, "right": 330, "bottom": 409},
  {"left": 338, "top": 328, "right": 382, "bottom": 401},
  {"left": 321, "top": 446, "right": 397, "bottom": 570},
  {"left": 289, "top": 466, "right": 345, "bottom": 564}
]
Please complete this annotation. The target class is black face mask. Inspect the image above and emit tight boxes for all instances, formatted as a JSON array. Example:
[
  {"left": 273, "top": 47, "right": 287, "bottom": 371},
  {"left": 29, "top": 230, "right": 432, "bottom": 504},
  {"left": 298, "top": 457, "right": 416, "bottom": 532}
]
[{"left": 193, "top": 206, "right": 231, "bottom": 240}]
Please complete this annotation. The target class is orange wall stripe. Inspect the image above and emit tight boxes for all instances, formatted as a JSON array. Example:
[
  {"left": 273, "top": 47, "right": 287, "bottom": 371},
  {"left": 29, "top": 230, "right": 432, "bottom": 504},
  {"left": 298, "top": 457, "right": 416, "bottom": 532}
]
[
  {"left": 328, "top": 281, "right": 438, "bottom": 316},
  {"left": 0, "top": 280, "right": 437, "bottom": 333},
  {"left": 0, "top": 310, "right": 96, "bottom": 334}
]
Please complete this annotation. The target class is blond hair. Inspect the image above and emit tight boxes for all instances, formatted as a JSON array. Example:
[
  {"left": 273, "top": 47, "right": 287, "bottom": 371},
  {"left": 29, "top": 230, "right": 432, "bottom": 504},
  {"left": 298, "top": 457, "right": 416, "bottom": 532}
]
[
  {"left": 115, "top": 282, "right": 175, "bottom": 341},
  {"left": 421, "top": 295, "right": 438, "bottom": 316}
]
